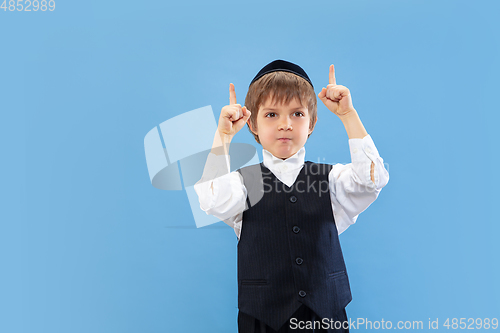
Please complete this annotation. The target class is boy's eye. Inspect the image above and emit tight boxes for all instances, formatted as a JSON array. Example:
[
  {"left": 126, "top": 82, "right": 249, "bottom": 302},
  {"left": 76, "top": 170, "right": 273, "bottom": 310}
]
[{"left": 265, "top": 112, "right": 304, "bottom": 118}]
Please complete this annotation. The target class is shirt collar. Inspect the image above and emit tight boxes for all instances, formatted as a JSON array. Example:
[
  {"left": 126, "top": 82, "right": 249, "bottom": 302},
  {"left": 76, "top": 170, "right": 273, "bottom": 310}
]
[{"left": 262, "top": 146, "right": 306, "bottom": 173}]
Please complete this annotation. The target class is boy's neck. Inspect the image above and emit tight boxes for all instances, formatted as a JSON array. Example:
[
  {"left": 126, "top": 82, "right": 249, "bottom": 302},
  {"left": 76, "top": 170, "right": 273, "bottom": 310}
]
[{"left": 263, "top": 146, "right": 305, "bottom": 163}]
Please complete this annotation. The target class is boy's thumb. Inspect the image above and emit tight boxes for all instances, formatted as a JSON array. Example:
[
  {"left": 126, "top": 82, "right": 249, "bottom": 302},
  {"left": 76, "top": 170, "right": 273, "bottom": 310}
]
[
  {"left": 318, "top": 88, "right": 326, "bottom": 100},
  {"left": 244, "top": 107, "right": 251, "bottom": 118}
]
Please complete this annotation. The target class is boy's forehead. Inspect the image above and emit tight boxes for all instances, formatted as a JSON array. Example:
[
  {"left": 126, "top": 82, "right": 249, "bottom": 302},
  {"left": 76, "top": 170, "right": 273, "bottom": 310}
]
[{"left": 261, "top": 95, "right": 306, "bottom": 109}]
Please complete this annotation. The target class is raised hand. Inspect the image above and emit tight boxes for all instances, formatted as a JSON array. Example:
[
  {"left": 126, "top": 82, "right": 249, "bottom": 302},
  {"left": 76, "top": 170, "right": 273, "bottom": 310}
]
[
  {"left": 318, "top": 64, "right": 355, "bottom": 117},
  {"left": 218, "top": 83, "right": 251, "bottom": 137}
]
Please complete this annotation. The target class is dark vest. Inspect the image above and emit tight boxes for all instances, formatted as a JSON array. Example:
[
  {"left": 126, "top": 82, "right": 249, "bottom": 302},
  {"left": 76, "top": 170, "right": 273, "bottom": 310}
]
[{"left": 236, "top": 161, "right": 352, "bottom": 331}]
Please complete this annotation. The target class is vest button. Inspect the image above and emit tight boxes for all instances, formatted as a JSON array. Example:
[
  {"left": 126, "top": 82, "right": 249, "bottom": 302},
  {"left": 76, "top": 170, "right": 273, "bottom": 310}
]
[
  {"left": 299, "top": 290, "right": 306, "bottom": 297},
  {"left": 295, "top": 257, "right": 303, "bottom": 265},
  {"left": 293, "top": 226, "right": 300, "bottom": 233},
  {"left": 289, "top": 195, "right": 297, "bottom": 203}
]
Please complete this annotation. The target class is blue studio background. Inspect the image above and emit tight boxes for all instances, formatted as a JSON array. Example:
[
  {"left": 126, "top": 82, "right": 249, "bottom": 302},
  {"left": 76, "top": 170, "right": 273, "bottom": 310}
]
[{"left": 1, "top": 0, "right": 499, "bottom": 332}]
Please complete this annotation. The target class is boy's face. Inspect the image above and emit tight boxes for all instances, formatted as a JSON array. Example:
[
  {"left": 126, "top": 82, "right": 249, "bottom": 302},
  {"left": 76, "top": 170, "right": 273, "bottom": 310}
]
[{"left": 248, "top": 95, "right": 316, "bottom": 160}]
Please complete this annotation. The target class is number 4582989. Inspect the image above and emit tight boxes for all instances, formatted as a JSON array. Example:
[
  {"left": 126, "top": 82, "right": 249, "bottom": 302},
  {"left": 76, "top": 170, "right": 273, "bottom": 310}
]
[{"left": 1, "top": 0, "right": 55, "bottom": 11}]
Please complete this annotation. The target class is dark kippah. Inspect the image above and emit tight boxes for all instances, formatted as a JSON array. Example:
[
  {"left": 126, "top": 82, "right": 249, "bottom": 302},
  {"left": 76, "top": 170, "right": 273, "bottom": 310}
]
[{"left": 249, "top": 59, "right": 314, "bottom": 89}]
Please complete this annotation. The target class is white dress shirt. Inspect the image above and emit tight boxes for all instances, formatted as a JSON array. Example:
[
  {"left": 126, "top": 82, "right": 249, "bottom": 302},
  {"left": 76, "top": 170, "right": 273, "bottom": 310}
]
[{"left": 194, "top": 134, "right": 389, "bottom": 240}]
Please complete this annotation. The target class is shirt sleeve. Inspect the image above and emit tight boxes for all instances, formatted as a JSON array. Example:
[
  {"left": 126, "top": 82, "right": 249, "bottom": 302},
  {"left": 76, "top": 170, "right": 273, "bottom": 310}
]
[
  {"left": 329, "top": 134, "right": 389, "bottom": 234},
  {"left": 193, "top": 152, "right": 247, "bottom": 238}
]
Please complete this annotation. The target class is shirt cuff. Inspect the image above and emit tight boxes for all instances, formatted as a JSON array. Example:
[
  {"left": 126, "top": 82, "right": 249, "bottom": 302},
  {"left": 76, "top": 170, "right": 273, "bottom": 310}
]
[
  {"left": 199, "top": 152, "right": 231, "bottom": 183},
  {"left": 348, "top": 134, "right": 380, "bottom": 187}
]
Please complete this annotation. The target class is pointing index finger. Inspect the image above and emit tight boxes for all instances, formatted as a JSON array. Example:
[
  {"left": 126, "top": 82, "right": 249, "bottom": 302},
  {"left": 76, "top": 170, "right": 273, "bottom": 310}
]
[
  {"left": 229, "top": 83, "right": 237, "bottom": 105},
  {"left": 329, "top": 64, "right": 336, "bottom": 85}
]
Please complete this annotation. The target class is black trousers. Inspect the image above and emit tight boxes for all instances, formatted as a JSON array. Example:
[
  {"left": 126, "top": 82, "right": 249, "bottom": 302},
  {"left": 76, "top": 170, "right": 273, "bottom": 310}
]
[{"left": 238, "top": 304, "right": 349, "bottom": 333}]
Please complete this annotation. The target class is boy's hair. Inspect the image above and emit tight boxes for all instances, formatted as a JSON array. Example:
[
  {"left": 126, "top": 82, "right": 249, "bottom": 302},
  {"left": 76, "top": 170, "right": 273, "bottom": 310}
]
[{"left": 244, "top": 71, "right": 317, "bottom": 145}]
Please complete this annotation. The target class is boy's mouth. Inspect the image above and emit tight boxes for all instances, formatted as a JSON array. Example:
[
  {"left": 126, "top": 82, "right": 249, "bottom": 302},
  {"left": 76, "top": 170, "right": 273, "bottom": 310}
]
[{"left": 278, "top": 138, "right": 291, "bottom": 142}]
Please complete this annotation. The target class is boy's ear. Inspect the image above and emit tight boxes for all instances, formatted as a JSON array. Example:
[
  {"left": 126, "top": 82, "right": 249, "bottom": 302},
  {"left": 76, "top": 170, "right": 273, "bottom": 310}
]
[
  {"left": 309, "top": 116, "right": 318, "bottom": 134},
  {"left": 247, "top": 118, "right": 257, "bottom": 135}
]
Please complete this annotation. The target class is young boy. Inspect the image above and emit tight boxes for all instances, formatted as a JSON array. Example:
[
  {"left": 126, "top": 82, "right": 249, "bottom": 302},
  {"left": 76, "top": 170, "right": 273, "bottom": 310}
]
[{"left": 194, "top": 60, "right": 389, "bottom": 332}]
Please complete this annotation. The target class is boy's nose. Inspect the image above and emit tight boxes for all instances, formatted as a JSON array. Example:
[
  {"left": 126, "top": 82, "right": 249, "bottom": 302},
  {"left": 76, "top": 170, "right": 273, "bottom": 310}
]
[{"left": 278, "top": 118, "right": 292, "bottom": 130}]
